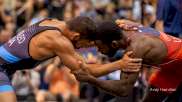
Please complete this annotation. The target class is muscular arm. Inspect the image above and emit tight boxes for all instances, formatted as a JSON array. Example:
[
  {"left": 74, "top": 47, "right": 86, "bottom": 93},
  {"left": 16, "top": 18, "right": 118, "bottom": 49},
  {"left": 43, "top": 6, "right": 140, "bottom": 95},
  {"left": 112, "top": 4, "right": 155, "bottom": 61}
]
[
  {"left": 53, "top": 33, "right": 130, "bottom": 77},
  {"left": 85, "top": 63, "right": 123, "bottom": 77},
  {"left": 114, "top": 39, "right": 151, "bottom": 96},
  {"left": 76, "top": 38, "right": 151, "bottom": 96},
  {"left": 86, "top": 72, "right": 138, "bottom": 96}
]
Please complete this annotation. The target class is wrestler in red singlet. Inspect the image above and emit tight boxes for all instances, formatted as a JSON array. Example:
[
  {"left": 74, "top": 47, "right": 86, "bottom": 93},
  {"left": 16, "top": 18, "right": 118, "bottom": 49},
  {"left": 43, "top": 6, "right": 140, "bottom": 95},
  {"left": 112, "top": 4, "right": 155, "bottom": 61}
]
[{"left": 150, "top": 32, "right": 182, "bottom": 92}]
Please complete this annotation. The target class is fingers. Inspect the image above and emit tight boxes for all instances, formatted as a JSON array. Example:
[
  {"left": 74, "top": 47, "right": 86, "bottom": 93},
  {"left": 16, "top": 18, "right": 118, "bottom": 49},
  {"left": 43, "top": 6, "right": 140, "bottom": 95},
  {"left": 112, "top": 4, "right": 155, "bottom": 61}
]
[
  {"left": 122, "top": 68, "right": 140, "bottom": 72},
  {"left": 78, "top": 60, "right": 83, "bottom": 67},
  {"left": 118, "top": 24, "right": 125, "bottom": 28},
  {"left": 129, "top": 58, "right": 142, "bottom": 63},
  {"left": 122, "top": 66, "right": 141, "bottom": 72},
  {"left": 121, "top": 56, "right": 142, "bottom": 72},
  {"left": 125, "top": 51, "right": 133, "bottom": 57},
  {"left": 116, "top": 19, "right": 140, "bottom": 31},
  {"left": 115, "top": 19, "right": 124, "bottom": 25},
  {"left": 116, "top": 20, "right": 127, "bottom": 29},
  {"left": 78, "top": 61, "right": 87, "bottom": 71},
  {"left": 132, "top": 27, "right": 138, "bottom": 30},
  {"left": 128, "top": 62, "right": 142, "bottom": 66},
  {"left": 126, "top": 26, "right": 138, "bottom": 31},
  {"left": 115, "top": 19, "right": 129, "bottom": 24},
  {"left": 124, "top": 51, "right": 142, "bottom": 63},
  {"left": 127, "top": 60, "right": 142, "bottom": 71},
  {"left": 122, "top": 64, "right": 141, "bottom": 72},
  {"left": 72, "top": 69, "right": 81, "bottom": 74}
]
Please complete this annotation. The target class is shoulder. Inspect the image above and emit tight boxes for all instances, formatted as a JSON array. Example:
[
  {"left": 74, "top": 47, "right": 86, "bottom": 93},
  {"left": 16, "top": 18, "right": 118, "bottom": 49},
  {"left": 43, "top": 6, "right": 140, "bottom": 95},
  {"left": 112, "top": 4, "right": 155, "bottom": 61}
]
[
  {"left": 130, "top": 36, "right": 153, "bottom": 49},
  {"left": 45, "top": 31, "right": 74, "bottom": 53},
  {"left": 126, "top": 37, "right": 154, "bottom": 58},
  {"left": 36, "top": 29, "right": 72, "bottom": 50},
  {"left": 43, "top": 29, "right": 62, "bottom": 39},
  {"left": 41, "top": 29, "right": 67, "bottom": 45}
]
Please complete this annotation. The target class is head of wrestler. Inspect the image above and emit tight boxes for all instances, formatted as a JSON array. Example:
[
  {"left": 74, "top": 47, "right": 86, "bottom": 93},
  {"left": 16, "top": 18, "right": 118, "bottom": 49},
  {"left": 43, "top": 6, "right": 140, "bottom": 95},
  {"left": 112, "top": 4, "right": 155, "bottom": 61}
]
[
  {"left": 93, "top": 21, "right": 128, "bottom": 57},
  {"left": 65, "top": 16, "right": 96, "bottom": 48}
]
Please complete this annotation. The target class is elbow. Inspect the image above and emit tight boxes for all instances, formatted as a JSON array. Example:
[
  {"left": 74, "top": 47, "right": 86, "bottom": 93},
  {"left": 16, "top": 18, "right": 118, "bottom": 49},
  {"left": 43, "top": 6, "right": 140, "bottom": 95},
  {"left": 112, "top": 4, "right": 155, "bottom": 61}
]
[
  {"left": 120, "top": 90, "right": 130, "bottom": 97},
  {"left": 117, "top": 85, "right": 133, "bottom": 97}
]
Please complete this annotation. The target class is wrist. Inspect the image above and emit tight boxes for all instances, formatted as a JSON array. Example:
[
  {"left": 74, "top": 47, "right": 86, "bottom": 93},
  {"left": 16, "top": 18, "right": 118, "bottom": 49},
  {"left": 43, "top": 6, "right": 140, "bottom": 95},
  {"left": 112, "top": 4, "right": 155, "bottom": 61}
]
[
  {"left": 118, "top": 60, "right": 125, "bottom": 69},
  {"left": 88, "top": 76, "right": 100, "bottom": 85}
]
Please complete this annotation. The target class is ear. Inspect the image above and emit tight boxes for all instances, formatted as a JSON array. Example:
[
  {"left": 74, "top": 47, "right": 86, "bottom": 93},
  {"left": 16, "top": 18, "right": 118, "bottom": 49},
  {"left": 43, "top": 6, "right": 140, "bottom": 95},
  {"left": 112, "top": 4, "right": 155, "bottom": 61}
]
[
  {"left": 90, "top": 41, "right": 95, "bottom": 46},
  {"left": 111, "top": 40, "right": 120, "bottom": 48},
  {"left": 72, "top": 33, "right": 80, "bottom": 41}
]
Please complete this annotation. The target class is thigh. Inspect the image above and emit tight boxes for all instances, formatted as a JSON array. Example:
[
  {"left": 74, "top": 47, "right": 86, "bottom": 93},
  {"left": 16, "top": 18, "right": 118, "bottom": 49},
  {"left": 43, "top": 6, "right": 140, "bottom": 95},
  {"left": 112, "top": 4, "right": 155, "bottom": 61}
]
[
  {"left": 36, "top": 90, "right": 56, "bottom": 102},
  {"left": 0, "top": 71, "right": 17, "bottom": 102},
  {"left": 0, "top": 91, "right": 17, "bottom": 102}
]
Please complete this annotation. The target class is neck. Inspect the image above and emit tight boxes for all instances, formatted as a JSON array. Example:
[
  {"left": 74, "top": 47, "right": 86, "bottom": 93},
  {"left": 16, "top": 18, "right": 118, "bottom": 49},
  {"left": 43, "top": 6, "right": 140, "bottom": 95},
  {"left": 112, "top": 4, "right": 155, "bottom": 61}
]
[
  {"left": 123, "top": 31, "right": 132, "bottom": 38},
  {"left": 123, "top": 31, "right": 138, "bottom": 42},
  {"left": 58, "top": 22, "right": 70, "bottom": 38},
  {"left": 121, "top": 32, "right": 133, "bottom": 48}
]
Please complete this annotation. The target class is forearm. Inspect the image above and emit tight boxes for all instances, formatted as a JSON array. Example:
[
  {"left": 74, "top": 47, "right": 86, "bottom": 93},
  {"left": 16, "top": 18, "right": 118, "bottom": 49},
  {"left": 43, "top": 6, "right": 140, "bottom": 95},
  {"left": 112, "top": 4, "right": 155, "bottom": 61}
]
[
  {"left": 87, "top": 60, "right": 123, "bottom": 77},
  {"left": 87, "top": 72, "right": 139, "bottom": 97},
  {"left": 44, "top": 64, "right": 56, "bottom": 82},
  {"left": 120, "top": 72, "right": 139, "bottom": 93}
]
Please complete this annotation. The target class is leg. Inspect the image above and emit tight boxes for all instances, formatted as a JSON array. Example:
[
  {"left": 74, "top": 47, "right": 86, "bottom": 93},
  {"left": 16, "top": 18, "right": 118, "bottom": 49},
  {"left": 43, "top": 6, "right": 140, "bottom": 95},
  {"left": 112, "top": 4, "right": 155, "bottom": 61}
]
[
  {"left": 36, "top": 90, "right": 56, "bottom": 102},
  {"left": 36, "top": 90, "right": 47, "bottom": 102},
  {"left": 0, "top": 91, "right": 17, "bottom": 102},
  {"left": 0, "top": 71, "right": 17, "bottom": 102}
]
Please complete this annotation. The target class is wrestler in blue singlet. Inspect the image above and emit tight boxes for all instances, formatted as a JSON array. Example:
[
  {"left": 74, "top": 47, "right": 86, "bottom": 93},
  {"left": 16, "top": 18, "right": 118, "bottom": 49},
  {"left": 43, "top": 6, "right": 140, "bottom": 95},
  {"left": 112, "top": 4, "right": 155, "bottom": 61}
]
[{"left": 0, "top": 19, "right": 62, "bottom": 92}]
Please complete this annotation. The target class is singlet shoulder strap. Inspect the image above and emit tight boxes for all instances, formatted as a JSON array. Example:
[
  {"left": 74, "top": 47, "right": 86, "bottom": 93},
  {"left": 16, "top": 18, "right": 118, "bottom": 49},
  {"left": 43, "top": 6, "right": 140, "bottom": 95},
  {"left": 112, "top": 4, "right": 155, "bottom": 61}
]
[
  {"left": 40, "top": 26, "right": 63, "bottom": 34},
  {"left": 35, "top": 18, "right": 52, "bottom": 25},
  {"left": 34, "top": 18, "right": 63, "bottom": 34}
]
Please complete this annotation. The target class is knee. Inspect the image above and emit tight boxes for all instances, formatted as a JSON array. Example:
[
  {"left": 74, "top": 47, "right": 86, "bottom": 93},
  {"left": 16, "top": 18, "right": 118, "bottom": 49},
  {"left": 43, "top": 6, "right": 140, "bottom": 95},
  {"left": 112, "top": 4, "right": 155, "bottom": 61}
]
[{"left": 36, "top": 90, "right": 47, "bottom": 102}]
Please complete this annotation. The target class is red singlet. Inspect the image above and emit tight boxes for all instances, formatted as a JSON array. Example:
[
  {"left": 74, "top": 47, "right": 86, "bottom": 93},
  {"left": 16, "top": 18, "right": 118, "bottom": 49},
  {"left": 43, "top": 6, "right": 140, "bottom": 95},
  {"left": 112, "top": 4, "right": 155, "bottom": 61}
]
[{"left": 149, "top": 32, "right": 182, "bottom": 92}]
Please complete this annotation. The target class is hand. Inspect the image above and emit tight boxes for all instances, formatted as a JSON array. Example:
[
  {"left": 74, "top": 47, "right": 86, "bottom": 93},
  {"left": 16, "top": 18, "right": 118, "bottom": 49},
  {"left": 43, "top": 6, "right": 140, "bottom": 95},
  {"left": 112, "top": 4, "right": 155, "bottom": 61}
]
[
  {"left": 72, "top": 69, "right": 94, "bottom": 82},
  {"left": 120, "top": 51, "right": 142, "bottom": 72},
  {"left": 115, "top": 19, "right": 142, "bottom": 31},
  {"left": 72, "top": 61, "right": 94, "bottom": 82}
]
